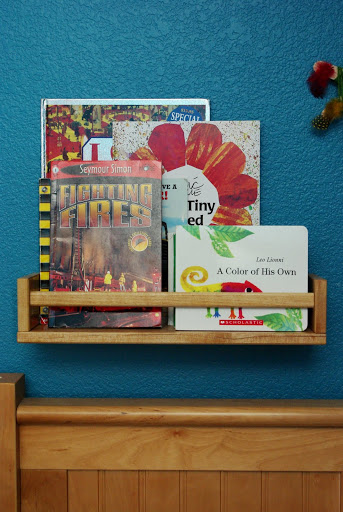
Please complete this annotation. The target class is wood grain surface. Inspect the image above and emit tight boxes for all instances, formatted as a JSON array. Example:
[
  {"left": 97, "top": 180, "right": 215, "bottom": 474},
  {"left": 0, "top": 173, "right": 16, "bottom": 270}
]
[
  {"left": 17, "top": 398, "right": 343, "bottom": 427},
  {"left": 19, "top": 424, "right": 343, "bottom": 472},
  {"left": 262, "top": 472, "right": 303, "bottom": 512},
  {"left": 309, "top": 274, "right": 327, "bottom": 334},
  {"left": 17, "top": 275, "right": 40, "bottom": 332},
  {"left": 183, "top": 472, "right": 221, "bottom": 512},
  {"left": 21, "top": 470, "right": 67, "bottom": 512},
  {"left": 99, "top": 471, "right": 139, "bottom": 512},
  {"left": 18, "top": 469, "right": 343, "bottom": 512},
  {"left": 17, "top": 324, "right": 326, "bottom": 344},
  {"left": 144, "top": 471, "right": 180, "bottom": 512},
  {"left": 224, "top": 472, "right": 262, "bottom": 512},
  {"left": 0, "top": 374, "right": 25, "bottom": 512},
  {"left": 303, "top": 472, "right": 340, "bottom": 512},
  {"left": 68, "top": 471, "right": 99, "bottom": 512},
  {"left": 30, "top": 290, "right": 314, "bottom": 308}
]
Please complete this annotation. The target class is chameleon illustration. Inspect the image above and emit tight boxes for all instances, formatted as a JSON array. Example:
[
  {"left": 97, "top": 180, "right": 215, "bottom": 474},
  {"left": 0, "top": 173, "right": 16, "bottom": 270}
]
[{"left": 180, "top": 266, "right": 262, "bottom": 319}]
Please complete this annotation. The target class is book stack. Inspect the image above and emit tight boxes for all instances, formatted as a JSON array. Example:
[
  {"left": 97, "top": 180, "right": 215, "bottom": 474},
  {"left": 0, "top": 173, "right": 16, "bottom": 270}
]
[
  {"left": 40, "top": 99, "right": 208, "bottom": 328},
  {"left": 40, "top": 98, "right": 308, "bottom": 332}
]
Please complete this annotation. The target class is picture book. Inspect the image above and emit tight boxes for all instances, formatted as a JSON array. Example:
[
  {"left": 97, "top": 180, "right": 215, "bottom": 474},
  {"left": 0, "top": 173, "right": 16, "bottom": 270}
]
[
  {"left": 112, "top": 120, "right": 260, "bottom": 226},
  {"left": 174, "top": 225, "right": 308, "bottom": 331},
  {"left": 49, "top": 159, "right": 162, "bottom": 328},
  {"left": 42, "top": 99, "right": 210, "bottom": 177},
  {"left": 161, "top": 177, "right": 188, "bottom": 292}
]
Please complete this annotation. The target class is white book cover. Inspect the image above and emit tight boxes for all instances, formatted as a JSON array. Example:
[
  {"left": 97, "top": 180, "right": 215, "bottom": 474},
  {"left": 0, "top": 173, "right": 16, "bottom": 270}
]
[
  {"left": 112, "top": 120, "right": 260, "bottom": 226},
  {"left": 162, "top": 177, "right": 188, "bottom": 236},
  {"left": 174, "top": 225, "right": 308, "bottom": 331},
  {"left": 161, "top": 177, "right": 188, "bottom": 293}
]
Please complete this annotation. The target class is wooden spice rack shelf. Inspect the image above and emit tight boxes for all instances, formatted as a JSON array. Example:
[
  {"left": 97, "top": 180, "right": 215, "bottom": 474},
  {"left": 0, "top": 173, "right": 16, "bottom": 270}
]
[{"left": 17, "top": 273, "right": 327, "bottom": 345}]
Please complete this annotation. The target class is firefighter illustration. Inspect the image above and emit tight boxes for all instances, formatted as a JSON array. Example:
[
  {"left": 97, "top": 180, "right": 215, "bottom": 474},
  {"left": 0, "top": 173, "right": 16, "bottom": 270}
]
[
  {"left": 104, "top": 270, "right": 112, "bottom": 291},
  {"left": 119, "top": 273, "right": 126, "bottom": 291}
]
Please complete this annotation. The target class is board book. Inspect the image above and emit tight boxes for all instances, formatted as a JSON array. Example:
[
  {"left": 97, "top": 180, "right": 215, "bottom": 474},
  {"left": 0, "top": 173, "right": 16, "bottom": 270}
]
[
  {"left": 49, "top": 159, "right": 162, "bottom": 328},
  {"left": 174, "top": 225, "right": 308, "bottom": 331},
  {"left": 42, "top": 99, "right": 210, "bottom": 177},
  {"left": 112, "top": 120, "right": 260, "bottom": 226}
]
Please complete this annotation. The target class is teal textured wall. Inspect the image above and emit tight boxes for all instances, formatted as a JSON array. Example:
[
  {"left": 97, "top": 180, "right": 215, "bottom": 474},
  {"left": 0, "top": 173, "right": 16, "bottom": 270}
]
[{"left": 1, "top": 0, "right": 342, "bottom": 398}]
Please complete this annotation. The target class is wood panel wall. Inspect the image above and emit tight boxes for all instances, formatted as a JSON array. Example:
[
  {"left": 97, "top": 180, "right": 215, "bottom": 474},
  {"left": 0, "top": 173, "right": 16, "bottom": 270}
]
[
  {"left": 20, "top": 470, "right": 342, "bottom": 512},
  {"left": 2, "top": 375, "right": 343, "bottom": 512}
]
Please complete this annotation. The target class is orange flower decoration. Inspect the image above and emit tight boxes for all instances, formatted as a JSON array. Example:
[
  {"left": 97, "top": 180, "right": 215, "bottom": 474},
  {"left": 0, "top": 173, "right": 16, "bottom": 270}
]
[{"left": 130, "top": 123, "right": 258, "bottom": 225}]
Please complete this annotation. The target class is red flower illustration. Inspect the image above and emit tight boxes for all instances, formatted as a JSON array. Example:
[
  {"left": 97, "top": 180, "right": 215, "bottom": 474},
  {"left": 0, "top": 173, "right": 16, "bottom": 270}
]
[{"left": 129, "top": 123, "right": 258, "bottom": 225}]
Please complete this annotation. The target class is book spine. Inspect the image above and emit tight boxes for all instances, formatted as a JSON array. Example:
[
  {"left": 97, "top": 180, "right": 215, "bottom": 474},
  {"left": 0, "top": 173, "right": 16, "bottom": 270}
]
[
  {"left": 41, "top": 99, "right": 47, "bottom": 178},
  {"left": 39, "top": 179, "right": 51, "bottom": 324}
]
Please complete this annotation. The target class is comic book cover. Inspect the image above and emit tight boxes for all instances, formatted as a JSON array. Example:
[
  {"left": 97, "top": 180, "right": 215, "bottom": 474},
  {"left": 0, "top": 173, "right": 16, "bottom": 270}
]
[
  {"left": 174, "top": 225, "right": 308, "bottom": 331},
  {"left": 112, "top": 120, "right": 260, "bottom": 226},
  {"left": 49, "top": 160, "right": 162, "bottom": 328},
  {"left": 42, "top": 99, "right": 210, "bottom": 177}
]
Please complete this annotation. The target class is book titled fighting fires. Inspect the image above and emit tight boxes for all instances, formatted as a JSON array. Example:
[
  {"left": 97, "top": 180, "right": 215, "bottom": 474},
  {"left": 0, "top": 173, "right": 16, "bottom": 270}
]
[{"left": 49, "top": 160, "right": 162, "bottom": 328}]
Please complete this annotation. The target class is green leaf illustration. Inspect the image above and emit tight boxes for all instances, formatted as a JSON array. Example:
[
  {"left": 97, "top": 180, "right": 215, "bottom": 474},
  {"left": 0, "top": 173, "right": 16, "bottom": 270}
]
[
  {"left": 182, "top": 225, "right": 201, "bottom": 239},
  {"left": 255, "top": 313, "right": 298, "bottom": 331},
  {"left": 286, "top": 308, "right": 303, "bottom": 330},
  {"left": 207, "top": 226, "right": 253, "bottom": 243},
  {"left": 209, "top": 235, "right": 234, "bottom": 258}
]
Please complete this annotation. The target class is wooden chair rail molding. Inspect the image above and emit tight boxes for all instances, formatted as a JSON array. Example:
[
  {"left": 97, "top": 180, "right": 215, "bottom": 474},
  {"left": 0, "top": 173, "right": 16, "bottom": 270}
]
[
  {"left": 17, "top": 397, "right": 343, "bottom": 427},
  {"left": 17, "top": 273, "right": 327, "bottom": 345},
  {"left": 2, "top": 374, "right": 343, "bottom": 512}
]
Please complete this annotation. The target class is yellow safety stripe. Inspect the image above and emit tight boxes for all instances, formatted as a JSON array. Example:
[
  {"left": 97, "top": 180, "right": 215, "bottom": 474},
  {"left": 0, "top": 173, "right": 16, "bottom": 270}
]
[
  {"left": 39, "top": 185, "right": 51, "bottom": 194},
  {"left": 39, "top": 220, "right": 50, "bottom": 229},
  {"left": 39, "top": 203, "right": 51, "bottom": 212}
]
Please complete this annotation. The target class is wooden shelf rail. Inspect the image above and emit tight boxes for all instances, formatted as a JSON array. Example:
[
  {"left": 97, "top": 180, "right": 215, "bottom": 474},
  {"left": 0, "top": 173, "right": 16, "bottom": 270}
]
[
  {"left": 30, "top": 291, "right": 314, "bottom": 308},
  {"left": 17, "top": 273, "right": 327, "bottom": 345}
]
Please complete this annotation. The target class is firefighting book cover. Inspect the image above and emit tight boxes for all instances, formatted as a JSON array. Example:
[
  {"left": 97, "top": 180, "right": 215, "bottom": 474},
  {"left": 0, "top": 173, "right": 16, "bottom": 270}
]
[
  {"left": 42, "top": 100, "right": 209, "bottom": 177},
  {"left": 49, "top": 160, "right": 162, "bottom": 328}
]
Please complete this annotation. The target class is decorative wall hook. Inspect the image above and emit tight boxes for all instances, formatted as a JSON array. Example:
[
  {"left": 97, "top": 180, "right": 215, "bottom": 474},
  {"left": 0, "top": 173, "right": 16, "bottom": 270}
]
[{"left": 307, "top": 61, "right": 343, "bottom": 130}]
